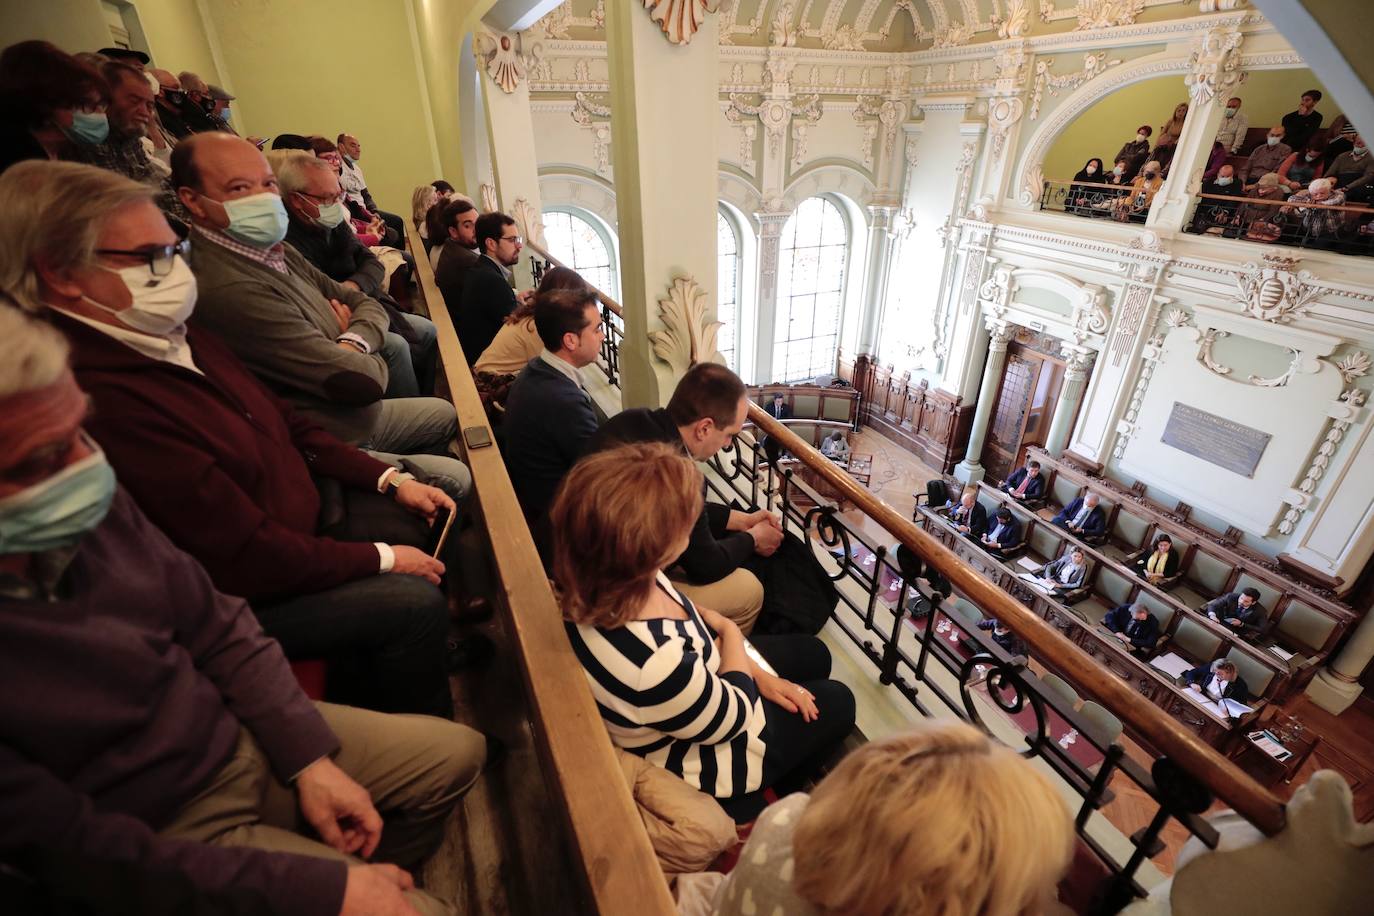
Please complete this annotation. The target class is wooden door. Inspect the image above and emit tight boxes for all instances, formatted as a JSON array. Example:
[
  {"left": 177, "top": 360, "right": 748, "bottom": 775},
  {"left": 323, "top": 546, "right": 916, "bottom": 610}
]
[{"left": 981, "top": 344, "right": 1066, "bottom": 483}]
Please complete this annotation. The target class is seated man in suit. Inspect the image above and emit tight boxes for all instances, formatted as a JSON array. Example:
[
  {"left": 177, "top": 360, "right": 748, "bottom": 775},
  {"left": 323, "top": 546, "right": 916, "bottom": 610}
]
[
  {"left": 1052, "top": 492, "right": 1106, "bottom": 539},
  {"left": 1182, "top": 659, "right": 1251, "bottom": 711},
  {"left": 979, "top": 506, "right": 1021, "bottom": 556},
  {"left": 1038, "top": 547, "right": 1088, "bottom": 598},
  {"left": 1204, "top": 587, "right": 1267, "bottom": 634},
  {"left": 1103, "top": 602, "right": 1159, "bottom": 655},
  {"left": 0, "top": 307, "right": 487, "bottom": 916},
  {"left": 945, "top": 488, "right": 987, "bottom": 539},
  {"left": 434, "top": 197, "right": 480, "bottom": 317},
  {"left": 504, "top": 286, "right": 605, "bottom": 525},
  {"left": 976, "top": 618, "right": 1026, "bottom": 657},
  {"left": 587, "top": 362, "right": 780, "bottom": 633},
  {"left": 1132, "top": 534, "right": 1179, "bottom": 583},
  {"left": 457, "top": 211, "right": 523, "bottom": 365},
  {"left": 998, "top": 460, "right": 1045, "bottom": 501},
  {"left": 819, "top": 430, "right": 850, "bottom": 463}
]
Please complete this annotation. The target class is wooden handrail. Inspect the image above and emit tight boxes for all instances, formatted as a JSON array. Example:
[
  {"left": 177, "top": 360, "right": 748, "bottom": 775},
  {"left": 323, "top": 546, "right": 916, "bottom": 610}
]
[
  {"left": 1044, "top": 177, "right": 1374, "bottom": 214},
  {"left": 746, "top": 402, "right": 1288, "bottom": 836},
  {"left": 525, "top": 239, "right": 625, "bottom": 316},
  {"left": 406, "top": 226, "right": 674, "bottom": 914}
]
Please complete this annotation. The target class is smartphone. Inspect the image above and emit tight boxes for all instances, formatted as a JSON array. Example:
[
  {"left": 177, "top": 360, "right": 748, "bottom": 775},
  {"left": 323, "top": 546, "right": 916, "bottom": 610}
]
[
  {"left": 427, "top": 507, "right": 456, "bottom": 558},
  {"left": 463, "top": 425, "right": 493, "bottom": 450}
]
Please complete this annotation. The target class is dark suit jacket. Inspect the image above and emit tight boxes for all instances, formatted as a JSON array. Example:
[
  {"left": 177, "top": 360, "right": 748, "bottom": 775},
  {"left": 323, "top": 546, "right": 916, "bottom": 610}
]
[
  {"left": 765, "top": 400, "right": 792, "bottom": 421},
  {"left": 1204, "top": 593, "right": 1267, "bottom": 632},
  {"left": 455, "top": 255, "right": 516, "bottom": 364},
  {"left": 285, "top": 219, "right": 386, "bottom": 296},
  {"left": 1133, "top": 546, "right": 1180, "bottom": 579},
  {"left": 983, "top": 516, "right": 1021, "bottom": 550},
  {"left": 1001, "top": 467, "right": 1045, "bottom": 500},
  {"left": 947, "top": 501, "right": 988, "bottom": 538},
  {"left": 1103, "top": 604, "right": 1159, "bottom": 650},
  {"left": 435, "top": 243, "right": 479, "bottom": 318},
  {"left": 504, "top": 357, "right": 599, "bottom": 522},
  {"left": 1182, "top": 664, "right": 1251, "bottom": 706},
  {"left": 1052, "top": 498, "right": 1106, "bottom": 537},
  {"left": 588, "top": 408, "right": 755, "bottom": 584}
]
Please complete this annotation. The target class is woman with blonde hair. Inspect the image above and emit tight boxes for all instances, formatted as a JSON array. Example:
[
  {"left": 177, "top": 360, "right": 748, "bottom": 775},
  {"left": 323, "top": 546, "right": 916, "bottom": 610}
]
[
  {"left": 714, "top": 721, "right": 1074, "bottom": 916},
  {"left": 552, "top": 442, "right": 855, "bottom": 822},
  {"left": 411, "top": 183, "right": 438, "bottom": 247}
]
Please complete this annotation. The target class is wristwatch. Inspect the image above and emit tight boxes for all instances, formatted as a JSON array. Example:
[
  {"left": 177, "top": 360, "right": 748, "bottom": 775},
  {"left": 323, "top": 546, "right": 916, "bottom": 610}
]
[{"left": 384, "top": 470, "right": 416, "bottom": 495}]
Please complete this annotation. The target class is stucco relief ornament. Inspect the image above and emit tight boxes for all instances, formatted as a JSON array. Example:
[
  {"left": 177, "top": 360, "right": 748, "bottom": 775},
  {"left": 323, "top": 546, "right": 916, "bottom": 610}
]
[
  {"left": 1019, "top": 164, "right": 1045, "bottom": 208},
  {"left": 643, "top": 0, "right": 720, "bottom": 45},
  {"left": 1073, "top": 0, "right": 1145, "bottom": 30},
  {"left": 485, "top": 35, "right": 525, "bottom": 94},
  {"left": 997, "top": 0, "right": 1031, "bottom": 38},
  {"left": 1185, "top": 27, "right": 1244, "bottom": 105},
  {"left": 511, "top": 198, "right": 544, "bottom": 248},
  {"left": 823, "top": 23, "right": 865, "bottom": 51},
  {"left": 479, "top": 183, "right": 498, "bottom": 214},
  {"left": 987, "top": 97, "right": 1025, "bottom": 162},
  {"left": 1233, "top": 257, "right": 1322, "bottom": 324},
  {"left": 1335, "top": 351, "right": 1371, "bottom": 384},
  {"left": 931, "top": 21, "right": 975, "bottom": 49},
  {"left": 648, "top": 276, "right": 722, "bottom": 374},
  {"left": 769, "top": 1, "right": 797, "bottom": 47}
]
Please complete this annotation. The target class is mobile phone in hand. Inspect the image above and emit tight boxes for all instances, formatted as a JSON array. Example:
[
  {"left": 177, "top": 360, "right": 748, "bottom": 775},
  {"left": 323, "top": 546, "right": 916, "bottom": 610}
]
[{"left": 427, "top": 507, "right": 456, "bottom": 558}]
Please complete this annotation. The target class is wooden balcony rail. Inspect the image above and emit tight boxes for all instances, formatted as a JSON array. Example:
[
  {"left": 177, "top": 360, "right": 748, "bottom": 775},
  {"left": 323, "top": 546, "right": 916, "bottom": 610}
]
[
  {"left": 745, "top": 401, "right": 1289, "bottom": 837},
  {"left": 406, "top": 225, "right": 674, "bottom": 915}
]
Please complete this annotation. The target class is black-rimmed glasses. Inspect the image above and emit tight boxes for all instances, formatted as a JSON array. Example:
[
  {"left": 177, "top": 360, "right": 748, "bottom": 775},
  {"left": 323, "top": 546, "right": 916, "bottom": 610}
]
[{"left": 94, "top": 239, "right": 191, "bottom": 277}]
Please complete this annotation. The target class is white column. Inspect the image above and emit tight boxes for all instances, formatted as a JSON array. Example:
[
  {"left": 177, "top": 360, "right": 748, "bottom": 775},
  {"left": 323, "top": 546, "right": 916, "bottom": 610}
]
[
  {"left": 855, "top": 205, "right": 897, "bottom": 355},
  {"left": 752, "top": 210, "right": 789, "bottom": 383},
  {"left": 1045, "top": 349, "right": 1094, "bottom": 456},
  {"left": 480, "top": 32, "right": 545, "bottom": 291},
  {"left": 955, "top": 320, "right": 1015, "bottom": 484},
  {"left": 604, "top": 3, "right": 719, "bottom": 407},
  {"left": 1307, "top": 611, "right": 1374, "bottom": 714}
]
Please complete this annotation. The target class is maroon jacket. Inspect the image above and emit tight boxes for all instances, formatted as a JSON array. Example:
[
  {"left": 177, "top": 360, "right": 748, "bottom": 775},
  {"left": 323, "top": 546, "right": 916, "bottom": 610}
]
[{"left": 56, "top": 314, "right": 390, "bottom": 602}]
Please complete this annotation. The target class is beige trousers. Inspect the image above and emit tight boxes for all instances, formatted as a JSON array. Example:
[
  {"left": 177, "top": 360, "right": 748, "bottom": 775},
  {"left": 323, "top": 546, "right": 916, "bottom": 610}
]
[
  {"left": 159, "top": 702, "right": 487, "bottom": 916},
  {"left": 671, "top": 568, "right": 765, "bottom": 636}
]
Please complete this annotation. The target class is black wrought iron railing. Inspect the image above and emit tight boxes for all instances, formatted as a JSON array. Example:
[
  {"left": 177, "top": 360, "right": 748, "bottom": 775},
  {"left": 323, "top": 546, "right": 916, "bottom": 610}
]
[
  {"left": 1039, "top": 177, "right": 1153, "bottom": 223},
  {"left": 527, "top": 241, "right": 624, "bottom": 386}
]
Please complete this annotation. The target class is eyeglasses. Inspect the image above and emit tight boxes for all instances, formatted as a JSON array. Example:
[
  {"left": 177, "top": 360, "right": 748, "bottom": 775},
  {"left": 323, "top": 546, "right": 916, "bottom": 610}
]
[
  {"left": 499, "top": 234, "right": 523, "bottom": 244},
  {"left": 296, "top": 190, "right": 344, "bottom": 206},
  {"left": 94, "top": 239, "right": 190, "bottom": 277}
]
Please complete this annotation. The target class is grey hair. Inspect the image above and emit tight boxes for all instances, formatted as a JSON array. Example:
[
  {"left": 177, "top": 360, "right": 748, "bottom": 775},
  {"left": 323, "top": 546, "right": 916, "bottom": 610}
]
[
  {"left": 1131, "top": 603, "right": 1149, "bottom": 615},
  {"left": 0, "top": 303, "right": 70, "bottom": 400},
  {"left": 0, "top": 161, "right": 154, "bottom": 314},
  {"left": 273, "top": 151, "right": 335, "bottom": 195},
  {"left": 178, "top": 70, "right": 208, "bottom": 93}
]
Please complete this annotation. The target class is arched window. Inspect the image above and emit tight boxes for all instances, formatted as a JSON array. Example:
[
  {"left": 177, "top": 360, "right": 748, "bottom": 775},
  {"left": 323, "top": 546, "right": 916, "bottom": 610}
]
[
  {"left": 716, "top": 210, "right": 740, "bottom": 370},
  {"left": 541, "top": 208, "right": 617, "bottom": 298},
  {"left": 772, "top": 196, "right": 848, "bottom": 383}
]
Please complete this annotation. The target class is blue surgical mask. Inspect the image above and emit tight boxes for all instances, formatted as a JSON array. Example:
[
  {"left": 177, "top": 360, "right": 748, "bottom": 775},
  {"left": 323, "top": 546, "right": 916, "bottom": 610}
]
[
  {"left": 0, "top": 439, "right": 116, "bottom": 554},
  {"left": 219, "top": 192, "right": 289, "bottom": 248},
  {"left": 63, "top": 111, "right": 109, "bottom": 145},
  {"left": 315, "top": 201, "right": 346, "bottom": 229},
  {"left": 219, "top": 106, "right": 231, "bottom": 121}
]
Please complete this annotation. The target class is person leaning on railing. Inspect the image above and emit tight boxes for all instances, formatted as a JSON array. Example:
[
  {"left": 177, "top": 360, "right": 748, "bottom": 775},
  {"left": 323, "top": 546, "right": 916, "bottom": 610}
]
[
  {"left": 1279, "top": 177, "right": 1346, "bottom": 242},
  {"left": 552, "top": 442, "right": 855, "bottom": 824},
  {"left": 709, "top": 722, "right": 1073, "bottom": 916}
]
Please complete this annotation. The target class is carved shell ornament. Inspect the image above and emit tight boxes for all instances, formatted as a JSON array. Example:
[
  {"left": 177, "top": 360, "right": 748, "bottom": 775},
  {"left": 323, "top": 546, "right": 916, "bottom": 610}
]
[
  {"left": 486, "top": 35, "right": 525, "bottom": 94},
  {"left": 643, "top": 0, "right": 720, "bottom": 45}
]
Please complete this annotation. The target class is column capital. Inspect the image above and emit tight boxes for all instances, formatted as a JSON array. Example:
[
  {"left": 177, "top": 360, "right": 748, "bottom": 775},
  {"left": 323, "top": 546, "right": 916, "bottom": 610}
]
[{"left": 985, "top": 319, "right": 1015, "bottom": 351}]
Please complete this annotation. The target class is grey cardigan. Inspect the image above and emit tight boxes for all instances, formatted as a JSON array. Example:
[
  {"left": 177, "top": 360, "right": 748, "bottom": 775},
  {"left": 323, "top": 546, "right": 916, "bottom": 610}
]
[{"left": 189, "top": 233, "right": 391, "bottom": 444}]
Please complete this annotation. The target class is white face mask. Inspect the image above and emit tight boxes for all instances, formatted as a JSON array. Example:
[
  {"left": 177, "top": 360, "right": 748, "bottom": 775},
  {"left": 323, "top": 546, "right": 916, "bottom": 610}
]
[
  {"left": 1216, "top": 176, "right": 1233, "bottom": 186},
  {"left": 1353, "top": 145, "right": 1369, "bottom": 159},
  {"left": 315, "top": 201, "right": 347, "bottom": 229},
  {"left": 84, "top": 254, "right": 198, "bottom": 337},
  {"left": 1267, "top": 136, "right": 1281, "bottom": 146},
  {"left": 1086, "top": 165, "right": 1098, "bottom": 174},
  {"left": 1305, "top": 152, "right": 1319, "bottom": 161},
  {"left": 1137, "top": 132, "right": 1148, "bottom": 142}
]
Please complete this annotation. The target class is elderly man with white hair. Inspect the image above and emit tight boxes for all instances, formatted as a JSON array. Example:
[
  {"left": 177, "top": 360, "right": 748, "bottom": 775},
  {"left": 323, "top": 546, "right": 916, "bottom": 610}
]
[
  {"left": 0, "top": 304, "right": 485, "bottom": 916},
  {"left": 1051, "top": 490, "right": 1106, "bottom": 539},
  {"left": 278, "top": 152, "right": 437, "bottom": 398},
  {"left": 1280, "top": 177, "right": 1347, "bottom": 240}
]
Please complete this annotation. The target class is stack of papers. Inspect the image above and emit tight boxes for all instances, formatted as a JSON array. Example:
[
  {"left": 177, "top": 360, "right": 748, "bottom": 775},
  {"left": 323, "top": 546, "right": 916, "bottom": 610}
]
[
  {"left": 1149, "top": 652, "right": 1193, "bottom": 678},
  {"left": 1248, "top": 730, "right": 1293, "bottom": 762},
  {"left": 1016, "top": 572, "right": 1051, "bottom": 593},
  {"left": 1016, "top": 556, "right": 1042, "bottom": 572},
  {"left": 1180, "top": 689, "right": 1252, "bottom": 719}
]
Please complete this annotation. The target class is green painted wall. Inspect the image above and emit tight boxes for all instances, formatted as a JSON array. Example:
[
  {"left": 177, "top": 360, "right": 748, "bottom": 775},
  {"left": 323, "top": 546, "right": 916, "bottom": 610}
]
[
  {"left": 0, "top": 0, "right": 114, "bottom": 57},
  {"left": 131, "top": 0, "right": 222, "bottom": 87},
  {"left": 1044, "top": 68, "right": 1332, "bottom": 180}
]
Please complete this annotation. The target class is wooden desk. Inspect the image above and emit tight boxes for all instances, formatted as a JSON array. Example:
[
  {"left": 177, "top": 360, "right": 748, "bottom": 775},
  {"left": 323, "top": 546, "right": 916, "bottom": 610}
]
[
  {"left": 1229, "top": 720, "right": 1321, "bottom": 787},
  {"left": 916, "top": 505, "right": 1240, "bottom": 749}
]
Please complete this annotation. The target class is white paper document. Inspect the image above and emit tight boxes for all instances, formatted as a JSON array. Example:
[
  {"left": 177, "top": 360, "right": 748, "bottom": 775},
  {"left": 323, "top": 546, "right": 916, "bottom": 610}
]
[
  {"left": 1149, "top": 652, "right": 1193, "bottom": 679},
  {"left": 1016, "top": 556, "right": 1042, "bottom": 572},
  {"left": 1268, "top": 645, "right": 1296, "bottom": 661},
  {"left": 1016, "top": 572, "right": 1051, "bottom": 593},
  {"left": 1180, "top": 688, "right": 1251, "bottom": 719},
  {"left": 1248, "top": 731, "right": 1292, "bottom": 761}
]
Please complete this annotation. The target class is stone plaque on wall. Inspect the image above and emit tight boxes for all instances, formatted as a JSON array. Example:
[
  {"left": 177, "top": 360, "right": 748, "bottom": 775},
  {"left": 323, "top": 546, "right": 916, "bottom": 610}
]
[{"left": 1160, "top": 402, "right": 1271, "bottom": 478}]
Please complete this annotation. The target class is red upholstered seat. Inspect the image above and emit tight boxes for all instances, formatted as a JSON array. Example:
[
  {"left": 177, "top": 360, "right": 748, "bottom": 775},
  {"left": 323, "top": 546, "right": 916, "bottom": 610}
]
[{"left": 290, "top": 660, "right": 327, "bottom": 700}]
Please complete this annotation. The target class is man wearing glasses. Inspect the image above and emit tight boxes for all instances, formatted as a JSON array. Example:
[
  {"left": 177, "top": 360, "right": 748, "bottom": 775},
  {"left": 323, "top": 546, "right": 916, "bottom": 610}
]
[{"left": 456, "top": 211, "right": 523, "bottom": 365}]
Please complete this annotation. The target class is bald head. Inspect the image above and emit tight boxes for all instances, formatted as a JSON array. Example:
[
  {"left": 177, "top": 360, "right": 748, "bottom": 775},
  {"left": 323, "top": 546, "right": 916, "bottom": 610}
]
[
  {"left": 150, "top": 68, "right": 179, "bottom": 92},
  {"left": 178, "top": 70, "right": 208, "bottom": 94},
  {"left": 172, "top": 133, "right": 281, "bottom": 231}
]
